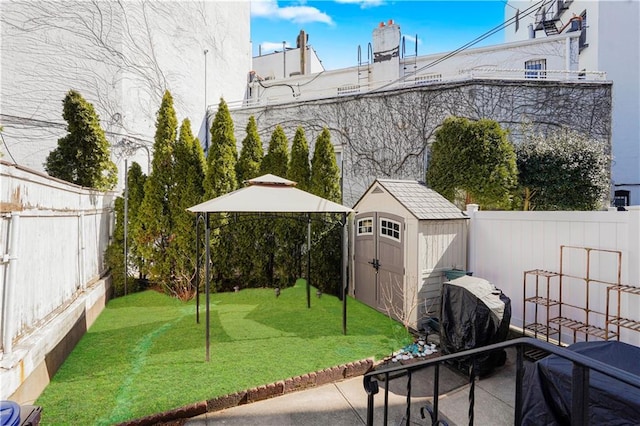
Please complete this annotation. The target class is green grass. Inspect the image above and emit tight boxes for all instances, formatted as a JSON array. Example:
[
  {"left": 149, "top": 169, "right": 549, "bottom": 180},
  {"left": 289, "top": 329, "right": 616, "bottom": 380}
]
[{"left": 35, "top": 280, "right": 411, "bottom": 425}]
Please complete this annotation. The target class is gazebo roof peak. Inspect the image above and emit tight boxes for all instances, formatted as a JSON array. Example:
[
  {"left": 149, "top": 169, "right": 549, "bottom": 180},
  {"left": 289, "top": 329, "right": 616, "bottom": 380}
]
[{"left": 246, "top": 174, "right": 296, "bottom": 187}]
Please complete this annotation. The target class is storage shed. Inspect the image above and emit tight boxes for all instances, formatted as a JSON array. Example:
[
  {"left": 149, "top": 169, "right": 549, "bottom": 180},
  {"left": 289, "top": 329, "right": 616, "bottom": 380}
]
[{"left": 351, "top": 179, "right": 469, "bottom": 329}]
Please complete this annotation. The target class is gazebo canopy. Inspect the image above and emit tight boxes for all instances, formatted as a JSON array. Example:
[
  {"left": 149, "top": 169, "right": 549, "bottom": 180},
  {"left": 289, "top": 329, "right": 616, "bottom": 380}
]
[{"left": 188, "top": 174, "right": 354, "bottom": 214}]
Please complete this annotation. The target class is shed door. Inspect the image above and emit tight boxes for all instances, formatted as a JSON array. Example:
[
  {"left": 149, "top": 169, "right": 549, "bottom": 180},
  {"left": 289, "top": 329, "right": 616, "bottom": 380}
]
[
  {"left": 377, "top": 214, "right": 404, "bottom": 318},
  {"left": 354, "top": 213, "right": 377, "bottom": 308},
  {"left": 354, "top": 212, "right": 404, "bottom": 317}
]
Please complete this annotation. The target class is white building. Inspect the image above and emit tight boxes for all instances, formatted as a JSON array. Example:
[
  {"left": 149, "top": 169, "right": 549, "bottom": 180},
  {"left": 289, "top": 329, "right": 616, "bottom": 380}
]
[
  {"left": 0, "top": 1, "right": 251, "bottom": 188},
  {"left": 229, "top": 17, "right": 611, "bottom": 206},
  {"left": 251, "top": 30, "right": 325, "bottom": 81},
  {"left": 240, "top": 19, "right": 600, "bottom": 109},
  {"left": 504, "top": 0, "right": 639, "bottom": 207}
]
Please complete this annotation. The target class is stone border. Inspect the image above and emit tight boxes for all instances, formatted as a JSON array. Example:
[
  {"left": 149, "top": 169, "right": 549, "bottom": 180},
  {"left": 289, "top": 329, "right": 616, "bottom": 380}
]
[{"left": 119, "top": 358, "right": 374, "bottom": 426}]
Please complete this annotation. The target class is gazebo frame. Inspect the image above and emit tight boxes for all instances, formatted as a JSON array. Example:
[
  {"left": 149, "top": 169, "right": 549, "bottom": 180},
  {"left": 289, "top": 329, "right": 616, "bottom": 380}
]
[{"left": 188, "top": 174, "right": 354, "bottom": 361}]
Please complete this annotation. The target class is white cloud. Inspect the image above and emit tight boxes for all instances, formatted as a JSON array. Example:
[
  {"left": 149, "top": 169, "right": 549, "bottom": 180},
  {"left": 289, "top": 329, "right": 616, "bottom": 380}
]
[
  {"left": 251, "top": 0, "right": 334, "bottom": 25},
  {"left": 261, "top": 41, "right": 291, "bottom": 53},
  {"left": 334, "top": 0, "right": 384, "bottom": 8},
  {"left": 403, "top": 34, "right": 422, "bottom": 46}
]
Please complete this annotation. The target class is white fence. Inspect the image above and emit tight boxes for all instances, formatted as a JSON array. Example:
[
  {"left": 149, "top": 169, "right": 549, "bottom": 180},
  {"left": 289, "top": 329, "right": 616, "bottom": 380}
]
[
  {"left": 0, "top": 161, "right": 115, "bottom": 356},
  {"left": 467, "top": 205, "right": 640, "bottom": 345}
]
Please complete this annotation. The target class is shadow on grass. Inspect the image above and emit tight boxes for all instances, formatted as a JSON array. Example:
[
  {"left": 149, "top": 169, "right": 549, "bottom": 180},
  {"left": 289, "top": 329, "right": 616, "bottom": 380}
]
[{"left": 36, "top": 284, "right": 410, "bottom": 424}]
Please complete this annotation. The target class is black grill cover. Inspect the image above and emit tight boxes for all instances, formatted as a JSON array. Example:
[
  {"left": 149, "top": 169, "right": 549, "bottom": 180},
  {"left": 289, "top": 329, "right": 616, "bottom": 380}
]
[
  {"left": 440, "top": 275, "right": 511, "bottom": 376},
  {"left": 521, "top": 340, "right": 640, "bottom": 425}
]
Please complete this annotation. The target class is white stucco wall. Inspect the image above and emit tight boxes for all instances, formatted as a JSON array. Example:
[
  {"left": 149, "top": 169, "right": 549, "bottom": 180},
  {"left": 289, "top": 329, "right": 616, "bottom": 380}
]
[
  {"left": 252, "top": 45, "right": 325, "bottom": 81},
  {"left": 0, "top": 1, "right": 251, "bottom": 190},
  {"left": 597, "top": 2, "right": 640, "bottom": 207}
]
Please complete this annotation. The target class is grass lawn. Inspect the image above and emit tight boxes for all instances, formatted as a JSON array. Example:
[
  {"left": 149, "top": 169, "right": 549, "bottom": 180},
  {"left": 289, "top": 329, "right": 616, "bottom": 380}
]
[{"left": 35, "top": 280, "right": 411, "bottom": 425}]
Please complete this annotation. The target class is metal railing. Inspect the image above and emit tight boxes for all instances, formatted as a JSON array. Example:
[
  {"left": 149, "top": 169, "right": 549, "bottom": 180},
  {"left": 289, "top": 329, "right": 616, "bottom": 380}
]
[{"left": 363, "top": 337, "right": 640, "bottom": 426}]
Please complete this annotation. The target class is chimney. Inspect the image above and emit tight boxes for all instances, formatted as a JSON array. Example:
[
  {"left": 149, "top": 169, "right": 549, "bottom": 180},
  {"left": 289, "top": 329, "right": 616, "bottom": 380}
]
[
  {"left": 297, "top": 30, "right": 307, "bottom": 75},
  {"left": 371, "top": 20, "right": 400, "bottom": 83},
  {"left": 372, "top": 20, "right": 400, "bottom": 63}
]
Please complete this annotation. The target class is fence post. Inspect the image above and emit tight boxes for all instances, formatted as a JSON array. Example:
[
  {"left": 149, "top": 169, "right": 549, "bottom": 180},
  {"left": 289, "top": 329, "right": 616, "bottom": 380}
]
[
  {"left": 78, "top": 211, "right": 85, "bottom": 290},
  {"left": 465, "top": 204, "right": 479, "bottom": 274},
  {"left": 2, "top": 212, "right": 20, "bottom": 355},
  {"left": 627, "top": 206, "right": 640, "bottom": 293}
]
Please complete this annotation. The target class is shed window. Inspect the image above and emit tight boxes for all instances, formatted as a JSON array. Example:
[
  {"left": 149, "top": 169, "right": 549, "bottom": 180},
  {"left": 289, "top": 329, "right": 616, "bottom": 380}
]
[
  {"left": 380, "top": 218, "right": 401, "bottom": 241},
  {"left": 357, "top": 218, "right": 373, "bottom": 235}
]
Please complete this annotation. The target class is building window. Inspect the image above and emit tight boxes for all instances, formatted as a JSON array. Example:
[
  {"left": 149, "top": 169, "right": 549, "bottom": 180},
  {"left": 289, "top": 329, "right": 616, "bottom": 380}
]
[
  {"left": 525, "top": 59, "right": 547, "bottom": 79},
  {"left": 415, "top": 74, "right": 442, "bottom": 86},
  {"left": 579, "top": 11, "right": 588, "bottom": 51},
  {"left": 337, "top": 84, "right": 360, "bottom": 96},
  {"left": 357, "top": 218, "right": 373, "bottom": 235},
  {"left": 614, "top": 190, "right": 630, "bottom": 207},
  {"left": 380, "top": 218, "right": 401, "bottom": 241}
]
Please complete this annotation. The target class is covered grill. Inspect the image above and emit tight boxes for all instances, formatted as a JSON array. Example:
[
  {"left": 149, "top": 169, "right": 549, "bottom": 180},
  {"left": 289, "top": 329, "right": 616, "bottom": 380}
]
[{"left": 440, "top": 275, "right": 511, "bottom": 376}]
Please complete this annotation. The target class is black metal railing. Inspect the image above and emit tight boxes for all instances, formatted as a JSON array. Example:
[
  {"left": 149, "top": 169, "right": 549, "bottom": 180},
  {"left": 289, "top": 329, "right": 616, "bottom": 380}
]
[{"left": 363, "top": 337, "right": 640, "bottom": 426}]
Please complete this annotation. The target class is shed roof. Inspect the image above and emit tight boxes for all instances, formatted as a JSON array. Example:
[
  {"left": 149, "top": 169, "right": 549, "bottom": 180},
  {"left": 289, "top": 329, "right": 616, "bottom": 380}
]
[{"left": 373, "top": 179, "right": 468, "bottom": 220}]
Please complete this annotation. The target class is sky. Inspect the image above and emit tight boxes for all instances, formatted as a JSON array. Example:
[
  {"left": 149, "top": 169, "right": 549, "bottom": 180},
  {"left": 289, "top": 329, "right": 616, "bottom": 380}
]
[{"left": 250, "top": 0, "right": 511, "bottom": 70}]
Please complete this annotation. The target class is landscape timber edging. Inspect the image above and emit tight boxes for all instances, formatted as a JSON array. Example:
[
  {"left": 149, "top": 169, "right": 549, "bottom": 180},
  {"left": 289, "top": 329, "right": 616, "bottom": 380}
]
[{"left": 118, "top": 358, "right": 375, "bottom": 426}]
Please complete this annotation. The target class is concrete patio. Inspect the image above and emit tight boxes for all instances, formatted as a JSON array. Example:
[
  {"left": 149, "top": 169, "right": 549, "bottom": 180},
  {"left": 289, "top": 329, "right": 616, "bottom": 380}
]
[{"left": 184, "top": 348, "right": 520, "bottom": 426}]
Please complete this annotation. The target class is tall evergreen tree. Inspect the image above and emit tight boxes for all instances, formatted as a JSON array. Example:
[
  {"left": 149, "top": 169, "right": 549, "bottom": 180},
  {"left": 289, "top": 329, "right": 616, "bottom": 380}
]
[
  {"left": 288, "top": 126, "right": 311, "bottom": 190},
  {"left": 205, "top": 98, "right": 237, "bottom": 198},
  {"left": 235, "top": 116, "right": 264, "bottom": 287},
  {"left": 310, "top": 128, "right": 341, "bottom": 202},
  {"left": 169, "top": 119, "right": 206, "bottom": 297},
  {"left": 258, "top": 125, "right": 290, "bottom": 287},
  {"left": 286, "top": 126, "right": 312, "bottom": 280},
  {"left": 105, "top": 162, "right": 147, "bottom": 296},
  {"left": 236, "top": 116, "right": 263, "bottom": 183},
  {"left": 135, "top": 90, "right": 178, "bottom": 286},
  {"left": 105, "top": 196, "right": 127, "bottom": 296},
  {"left": 126, "top": 162, "right": 147, "bottom": 280},
  {"left": 204, "top": 98, "right": 238, "bottom": 288},
  {"left": 309, "top": 128, "right": 342, "bottom": 296},
  {"left": 260, "top": 125, "right": 289, "bottom": 178},
  {"left": 45, "top": 90, "right": 117, "bottom": 190}
]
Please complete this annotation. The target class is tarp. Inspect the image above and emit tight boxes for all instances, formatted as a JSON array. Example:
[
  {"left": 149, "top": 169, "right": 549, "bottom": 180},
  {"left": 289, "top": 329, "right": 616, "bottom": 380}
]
[
  {"left": 521, "top": 341, "right": 640, "bottom": 425},
  {"left": 188, "top": 174, "right": 354, "bottom": 214},
  {"left": 440, "top": 275, "right": 511, "bottom": 376}
]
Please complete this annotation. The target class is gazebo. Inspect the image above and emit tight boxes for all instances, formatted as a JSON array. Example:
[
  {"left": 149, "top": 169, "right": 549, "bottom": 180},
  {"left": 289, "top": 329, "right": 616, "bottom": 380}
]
[{"left": 188, "top": 174, "right": 354, "bottom": 361}]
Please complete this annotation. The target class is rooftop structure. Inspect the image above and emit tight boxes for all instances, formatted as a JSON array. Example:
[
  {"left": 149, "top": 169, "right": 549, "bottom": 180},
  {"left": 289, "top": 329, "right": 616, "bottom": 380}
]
[{"left": 234, "top": 17, "right": 602, "bottom": 109}]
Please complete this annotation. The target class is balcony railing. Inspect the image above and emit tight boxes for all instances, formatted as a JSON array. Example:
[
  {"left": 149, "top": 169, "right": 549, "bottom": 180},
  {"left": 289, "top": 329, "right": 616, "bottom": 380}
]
[
  {"left": 362, "top": 337, "right": 640, "bottom": 426},
  {"left": 535, "top": 0, "right": 571, "bottom": 25}
]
